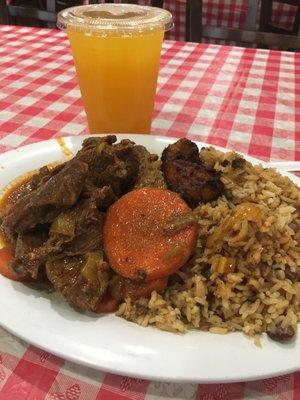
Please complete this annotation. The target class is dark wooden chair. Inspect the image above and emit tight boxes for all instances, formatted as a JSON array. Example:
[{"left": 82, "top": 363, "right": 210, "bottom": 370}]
[
  {"left": 0, "top": 0, "right": 57, "bottom": 26},
  {"left": 186, "top": 0, "right": 300, "bottom": 50},
  {"left": 260, "top": 0, "right": 300, "bottom": 36},
  {"left": 89, "top": 0, "right": 164, "bottom": 6},
  {"left": 0, "top": 0, "right": 82, "bottom": 27},
  {"left": 186, "top": 0, "right": 260, "bottom": 42}
]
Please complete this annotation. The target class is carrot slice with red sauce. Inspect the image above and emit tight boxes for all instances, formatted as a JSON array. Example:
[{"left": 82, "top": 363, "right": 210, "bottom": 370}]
[
  {"left": 96, "top": 277, "right": 168, "bottom": 314},
  {"left": 119, "top": 277, "right": 168, "bottom": 300},
  {"left": 96, "top": 294, "right": 120, "bottom": 314},
  {"left": 103, "top": 188, "right": 197, "bottom": 282},
  {"left": 0, "top": 246, "right": 25, "bottom": 281},
  {"left": 109, "top": 275, "right": 168, "bottom": 301}
]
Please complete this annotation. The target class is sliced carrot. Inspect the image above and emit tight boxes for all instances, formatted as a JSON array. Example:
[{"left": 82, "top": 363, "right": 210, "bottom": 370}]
[
  {"left": 110, "top": 276, "right": 168, "bottom": 300},
  {"left": 103, "top": 188, "right": 197, "bottom": 282},
  {"left": 96, "top": 294, "right": 120, "bottom": 314},
  {"left": 0, "top": 246, "right": 25, "bottom": 281}
]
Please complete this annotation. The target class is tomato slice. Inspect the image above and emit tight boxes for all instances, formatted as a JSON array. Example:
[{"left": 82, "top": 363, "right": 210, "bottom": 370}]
[
  {"left": 96, "top": 294, "right": 120, "bottom": 314},
  {"left": 0, "top": 246, "right": 25, "bottom": 281}
]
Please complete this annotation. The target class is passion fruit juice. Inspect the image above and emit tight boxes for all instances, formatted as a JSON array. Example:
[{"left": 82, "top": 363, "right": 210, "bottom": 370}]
[{"left": 67, "top": 27, "right": 164, "bottom": 134}]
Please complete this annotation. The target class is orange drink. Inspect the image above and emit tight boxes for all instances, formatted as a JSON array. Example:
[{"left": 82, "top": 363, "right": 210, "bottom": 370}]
[
  {"left": 67, "top": 28, "right": 164, "bottom": 134},
  {"left": 57, "top": 5, "right": 173, "bottom": 134}
]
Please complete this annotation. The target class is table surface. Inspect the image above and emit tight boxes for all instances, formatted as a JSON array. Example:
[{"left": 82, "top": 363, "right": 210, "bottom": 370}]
[{"left": 0, "top": 24, "right": 299, "bottom": 399}]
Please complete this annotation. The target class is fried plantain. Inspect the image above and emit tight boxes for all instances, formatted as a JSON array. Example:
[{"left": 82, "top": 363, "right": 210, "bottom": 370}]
[
  {"left": 161, "top": 138, "right": 200, "bottom": 164},
  {"left": 161, "top": 139, "right": 224, "bottom": 208}
]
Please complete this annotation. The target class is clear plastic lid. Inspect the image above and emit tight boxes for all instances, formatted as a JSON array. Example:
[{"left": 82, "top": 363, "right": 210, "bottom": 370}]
[{"left": 57, "top": 4, "right": 173, "bottom": 35}]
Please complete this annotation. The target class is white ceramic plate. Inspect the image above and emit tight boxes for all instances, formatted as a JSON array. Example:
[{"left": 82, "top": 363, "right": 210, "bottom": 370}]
[{"left": 0, "top": 134, "right": 299, "bottom": 383}]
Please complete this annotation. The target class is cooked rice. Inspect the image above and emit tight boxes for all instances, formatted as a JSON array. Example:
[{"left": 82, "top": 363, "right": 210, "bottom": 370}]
[{"left": 117, "top": 148, "right": 300, "bottom": 340}]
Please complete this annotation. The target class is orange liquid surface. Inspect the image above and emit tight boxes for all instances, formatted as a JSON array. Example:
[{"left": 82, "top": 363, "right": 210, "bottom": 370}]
[{"left": 67, "top": 28, "right": 164, "bottom": 134}]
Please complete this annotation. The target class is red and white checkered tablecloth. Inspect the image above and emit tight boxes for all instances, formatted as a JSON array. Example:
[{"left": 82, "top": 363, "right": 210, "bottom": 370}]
[
  {"left": 0, "top": 24, "right": 299, "bottom": 399},
  {"left": 164, "top": 0, "right": 298, "bottom": 41}
]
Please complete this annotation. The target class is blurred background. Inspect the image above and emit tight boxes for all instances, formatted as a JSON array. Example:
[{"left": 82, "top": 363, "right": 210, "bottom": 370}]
[{"left": 0, "top": 0, "right": 300, "bottom": 50}]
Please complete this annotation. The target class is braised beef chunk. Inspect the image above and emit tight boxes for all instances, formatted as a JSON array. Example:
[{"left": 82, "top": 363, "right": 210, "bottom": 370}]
[
  {"left": 44, "top": 202, "right": 109, "bottom": 311},
  {"left": 95, "top": 140, "right": 139, "bottom": 196},
  {"left": 89, "top": 186, "right": 117, "bottom": 210},
  {"left": 161, "top": 140, "right": 224, "bottom": 207},
  {"left": 132, "top": 145, "right": 166, "bottom": 189},
  {"left": 75, "top": 136, "right": 116, "bottom": 174},
  {"left": 75, "top": 136, "right": 139, "bottom": 197},
  {"left": 79, "top": 135, "right": 117, "bottom": 154},
  {"left": 161, "top": 138, "right": 200, "bottom": 165},
  {"left": 2, "top": 160, "right": 88, "bottom": 235},
  {"left": 30, "top": 166, "right": 53, "bottom": 190},
  {"left": 30, "top": 163, "right": 67, "bottom": 190},
  {"left": 11, "top": 230, "right": 48, "bottom": 278},
  {"left": 46, "top": 252, "right": 110, "bottom": 312},
  {"left": 71, "top": 135, "right": 139, "bottom": 199},
  {"left": 49, "top": 199, "right": 104, "bottom": 256},
  {"left": 13, "top": 198, "right": 104, "bottom": 271}
]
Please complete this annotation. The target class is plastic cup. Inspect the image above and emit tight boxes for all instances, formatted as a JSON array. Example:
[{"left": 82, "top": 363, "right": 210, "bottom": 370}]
[{"left": 57, "top": 4, "right": 173, "bottom": 134}]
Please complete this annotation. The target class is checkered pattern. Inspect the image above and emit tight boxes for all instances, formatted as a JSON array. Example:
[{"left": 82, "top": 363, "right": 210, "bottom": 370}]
[
  {"left": 0, "top": 25, "right": 299, "bottom": 160},
  {"left": 5, "top": 0, "right": 298, "bottom": 41},
  {"left": 0, "top": 24, "right": 299, "bottom": 399},
  {"left": 271, "top": 0, "right": 298, "bottom": 31},
  {"left": 0, "top": 328, "right": 299, "bottom": 400},
  {"left": 163, "top": 0, "right": 298, "bottom": 41}
]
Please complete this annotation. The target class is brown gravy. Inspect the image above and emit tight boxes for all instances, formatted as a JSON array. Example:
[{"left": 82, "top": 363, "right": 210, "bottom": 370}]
[
  {"left": 0, "top": 174, "right": 34, "bottom": 212},
  {"left": 0, "top": 160, "right": 65, "bottom": 247},
  {"left": 0, "top": 173, "right": 35, "bottom": 247},
  {"left": 56, "top": 138, "right": 73, "bottom": 157}
]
